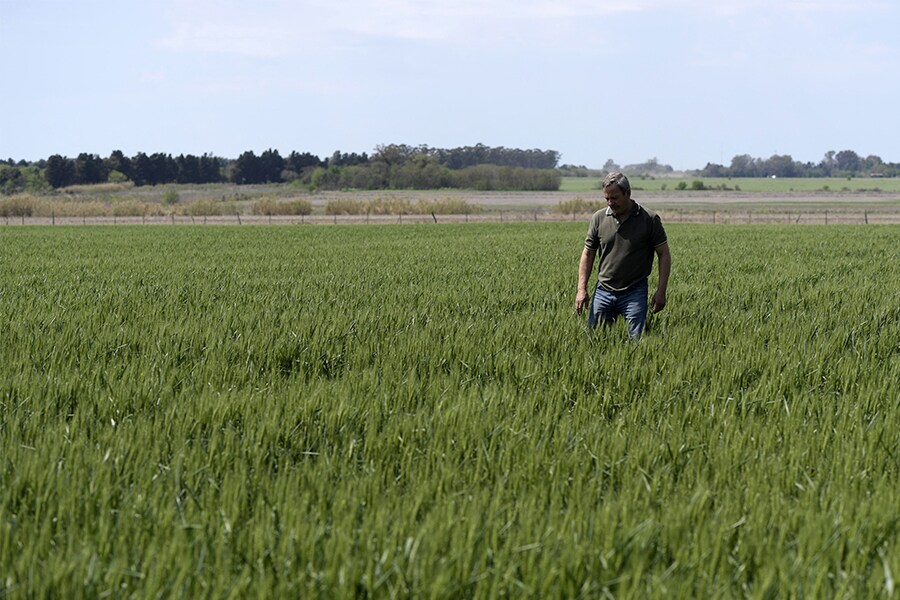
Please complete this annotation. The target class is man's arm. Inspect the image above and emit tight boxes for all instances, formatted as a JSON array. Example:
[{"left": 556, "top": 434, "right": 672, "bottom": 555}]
[
  {"left": 650, "top": 242, "right": 671, "bottom": 313},
  {"left": 576, "top": 246, "right": 596, "bottom": 315}
]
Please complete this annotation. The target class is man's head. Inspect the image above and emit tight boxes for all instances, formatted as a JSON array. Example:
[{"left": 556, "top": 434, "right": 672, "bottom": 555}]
[
  {"left": 603, "top": 171, "right": 632, "bottom": 217},
  {"left": 602, "top": 171, "right": 631, "bottom": 196}
]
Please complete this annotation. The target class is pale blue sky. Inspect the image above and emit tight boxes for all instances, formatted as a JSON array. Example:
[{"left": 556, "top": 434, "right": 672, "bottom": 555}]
[{"left": 2, "top": 0, "right": 898, "bottom": 170}]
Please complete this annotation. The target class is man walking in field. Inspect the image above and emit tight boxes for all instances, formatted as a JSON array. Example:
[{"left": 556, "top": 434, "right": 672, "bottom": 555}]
[{"left": 576, "top": 172, "right": 671, "bottom": 338}]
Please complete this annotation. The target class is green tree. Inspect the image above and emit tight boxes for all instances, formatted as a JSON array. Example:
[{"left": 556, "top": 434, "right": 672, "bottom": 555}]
[
  {"left": 231, "top": 151, "right": 262, "bottom": 184},
  {"left": 835, "top": 149, "right": 861, "bottom": 174},
  {"left": 729, "top": 154, "right": 759, "bottom": 177},
  {"left": 259, "top": 148, "right": 285, "bottom": 183},
  {"left": 0, "top": 165, "right": 25, "bottom": 194},
  {"left": 45, "top": 154, "right": 75, "bottom": 188},
  {"left": 104, "top": 150, "right": 132, "bottom": 181},
  {"left": 75, "top": 153, "right": 106, "bottom": 184},
  {"left": 764, "top": 154, "right": 799, "bottom": 178},
  {"left": 819, "top": 150, "right": 836, "bottom": 176},
  {"left": 199, "top": 154, "right": 223, "bottom": 183},
  {"left": 862, "top": 154, "right": 883, "bottom": 175},
  {"left": 131, "top": 152, "right": 152, "bottom": 186},
  {"left": 602, "top": 158, "right": 620, "bottom": 173},
  {"left": 176, "top": 154, "right": 201, "bottom": 184}
]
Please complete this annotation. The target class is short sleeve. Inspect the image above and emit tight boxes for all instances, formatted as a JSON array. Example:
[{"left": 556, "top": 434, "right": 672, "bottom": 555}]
[
  {"left": 650, "top": 214, "right": 667, "bottom": 247},
  {"left": 584, "top": 212, "right": 601, "bottom": 249}
]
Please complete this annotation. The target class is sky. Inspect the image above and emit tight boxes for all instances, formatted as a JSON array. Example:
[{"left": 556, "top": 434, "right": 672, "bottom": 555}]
[{"left": 2, "top": 0, "right": 899, "bottom": 170}]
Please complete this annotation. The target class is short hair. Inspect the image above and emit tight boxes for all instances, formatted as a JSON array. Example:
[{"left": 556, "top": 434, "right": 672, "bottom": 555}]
[{"left": 603, "top": 171, "right": 631, "bottom": 194}]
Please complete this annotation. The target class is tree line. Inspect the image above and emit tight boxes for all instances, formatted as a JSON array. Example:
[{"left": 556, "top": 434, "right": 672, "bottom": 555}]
[
  {"left": 0, "top": 143, "right": 562, "bottom": 194},
  {"left": 3, "top": 145, "right": 898, "bottom": 196},
  {"left": 698, "top": 150, "right": 900, "bottom": 178}
]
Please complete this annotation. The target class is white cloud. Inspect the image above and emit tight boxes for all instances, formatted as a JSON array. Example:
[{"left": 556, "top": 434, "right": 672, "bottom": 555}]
[
  {"left": 157, "top": 0, "right": 894, "bottom": 59},
  {"left": 157, "top": 0, "right": 651, "bottom": 57}
]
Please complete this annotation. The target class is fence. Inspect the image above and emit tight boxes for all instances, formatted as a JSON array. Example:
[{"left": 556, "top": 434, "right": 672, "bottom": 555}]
[{"left": 3, "top": 209, "right": 899, "bottom": 226}]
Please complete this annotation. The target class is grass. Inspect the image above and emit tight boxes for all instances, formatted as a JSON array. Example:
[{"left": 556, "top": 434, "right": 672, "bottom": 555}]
[{"left": 1, "top": 223, "right": 898, "bottom": 598}]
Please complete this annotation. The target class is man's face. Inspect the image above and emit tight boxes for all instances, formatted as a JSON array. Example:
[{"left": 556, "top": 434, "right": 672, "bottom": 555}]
[{"left": 604, "top": 185, "right": 630, "bottom": 217}]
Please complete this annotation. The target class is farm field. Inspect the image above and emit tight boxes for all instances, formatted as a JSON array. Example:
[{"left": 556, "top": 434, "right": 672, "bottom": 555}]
[
  {"left": 1, "top": 223, "right": 898, "bottom": 598},
  {"left": 560, "top": 176, "right": 900, "bottom": 194}
]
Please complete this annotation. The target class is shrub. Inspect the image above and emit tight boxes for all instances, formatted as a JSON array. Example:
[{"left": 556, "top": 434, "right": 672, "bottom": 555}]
[
  {"left": 112, "top": 201, "right": 150, "bottom": 217},
  {"left": 108, "top": 170, "right": 130, "bottom": 184},
  {"left": 0, "top": 195, "right": 37, "bottom": 217},
  {"left": 162, "top": 188, "right": 180, "bottom": 205},
  {"left": 368, "top": 198, "right": 411, "bottom": 215},
  {"left": 252, "top": 198, "right": 313, "bottom": 216},
  {"left": 324, "top": 198, "right": 367, "bottom": 215},
  {"left": 557, "top": 197, "right": 604, "bottom": 215}
]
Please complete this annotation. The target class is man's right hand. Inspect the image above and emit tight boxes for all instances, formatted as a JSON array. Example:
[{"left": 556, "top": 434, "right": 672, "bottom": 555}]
[{"left": 576, "top": 289, "right": 589, "bottom": 315}]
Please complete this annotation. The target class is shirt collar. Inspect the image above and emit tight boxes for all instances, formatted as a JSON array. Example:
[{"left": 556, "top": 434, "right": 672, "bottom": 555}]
[{"left": 605, "top": 201, "right": 641, "bottom": 218}]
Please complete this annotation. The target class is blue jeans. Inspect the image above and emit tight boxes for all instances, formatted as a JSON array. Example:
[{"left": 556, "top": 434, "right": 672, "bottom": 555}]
[{"left": 587, "top": 279, "right": 649, "bottom": 338}]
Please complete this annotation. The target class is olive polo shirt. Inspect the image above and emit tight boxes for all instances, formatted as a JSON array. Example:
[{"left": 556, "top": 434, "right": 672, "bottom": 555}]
[{"left": 584, "top": 202, "right": 667, "bottom": 292}]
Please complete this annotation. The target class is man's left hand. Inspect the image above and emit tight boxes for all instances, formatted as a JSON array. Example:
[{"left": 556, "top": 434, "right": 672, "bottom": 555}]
[{"left": 650, "top": 289, "right": 667, "bottom": 313}]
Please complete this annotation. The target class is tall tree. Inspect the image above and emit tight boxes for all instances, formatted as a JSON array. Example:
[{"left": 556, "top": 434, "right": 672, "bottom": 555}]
[
  {"left": 835, "top": 149, "right": 861, "bottom": 174},
  {"left": 45, "top": 154, "right": 75, "bottom": 188},
  {"left": 287, "top": 151, "right": 323, "bottom": 172},
  {"left": 199, "top": 154, "right": 223, "bottom": 183},
  {"left": 176, "top": 154, "right": 201, "bottom": 183},
  {"left": 820, "top": 150, "right": 836, "bottom": 176},
  {"left": 74, "top": 153, "right": 106, "bottom": 184},
  {"left": 231, "top": 151, "right": 262, "bottom": 184},
  {"left": 131, "top": 152, "right": 153, "bottom": 186},
  {"left": 105, "top": 150, "right": 132, "bottom": 180},
  {"left": 259, "top": 148, "right": 285, "bottom": 183}
]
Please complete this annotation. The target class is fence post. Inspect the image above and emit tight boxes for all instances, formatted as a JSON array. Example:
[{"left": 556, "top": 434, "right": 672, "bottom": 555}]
[
  {"left": 864, "top": 210, "right": 868, "bottom": 224},
  {"left": 825, "top": 210, "right": 828, "bottom": 225},
  {"left": 52, "top": 210, "right": 55, "bottom": 225}
]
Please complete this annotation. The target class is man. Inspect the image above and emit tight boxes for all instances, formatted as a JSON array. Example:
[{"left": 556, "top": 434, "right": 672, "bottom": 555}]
[{"left": 575, "top": 172, "right": 671, "bottom": 338}]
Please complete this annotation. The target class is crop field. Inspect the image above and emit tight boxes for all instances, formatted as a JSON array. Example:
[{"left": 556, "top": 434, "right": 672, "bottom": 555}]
[{"left": 1, "top": 223, "right": 898, "bottom": 598}]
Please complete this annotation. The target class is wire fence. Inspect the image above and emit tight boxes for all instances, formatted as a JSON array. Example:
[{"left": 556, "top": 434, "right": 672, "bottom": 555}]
[{"left": 2, "top": 208, "right": 899, "bottom": 226}]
